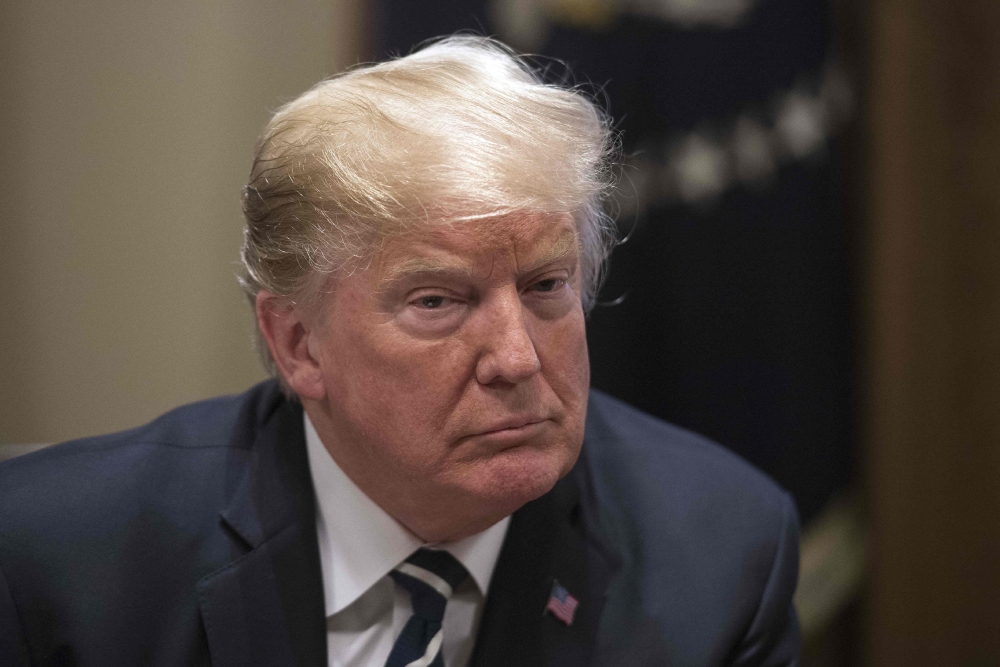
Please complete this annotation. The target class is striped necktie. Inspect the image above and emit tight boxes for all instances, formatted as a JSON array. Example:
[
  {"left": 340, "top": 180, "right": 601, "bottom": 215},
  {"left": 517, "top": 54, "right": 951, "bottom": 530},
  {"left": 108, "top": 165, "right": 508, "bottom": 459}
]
[{"left": 385, "top": 548, "right": 469, "bottom": 667}]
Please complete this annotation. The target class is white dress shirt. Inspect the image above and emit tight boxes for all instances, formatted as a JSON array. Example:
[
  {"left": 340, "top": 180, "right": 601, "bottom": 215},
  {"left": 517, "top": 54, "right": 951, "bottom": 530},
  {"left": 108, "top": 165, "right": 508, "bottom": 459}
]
[{"left": 304, "top": 414, "right": 511, "bottom": 667}]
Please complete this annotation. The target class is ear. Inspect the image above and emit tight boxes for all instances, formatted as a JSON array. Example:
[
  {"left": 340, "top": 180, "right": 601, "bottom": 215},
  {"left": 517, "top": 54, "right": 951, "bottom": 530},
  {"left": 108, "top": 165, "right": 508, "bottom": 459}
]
[{"left": 255, "top": 291, "right": 326, "bottom": 400}]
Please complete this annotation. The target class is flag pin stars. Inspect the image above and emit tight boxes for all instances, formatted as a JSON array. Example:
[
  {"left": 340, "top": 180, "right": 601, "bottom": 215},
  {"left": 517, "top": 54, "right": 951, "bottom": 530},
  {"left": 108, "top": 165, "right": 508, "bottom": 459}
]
[{"left": 545, "top": 579, "right": 579, "bottom": 626}]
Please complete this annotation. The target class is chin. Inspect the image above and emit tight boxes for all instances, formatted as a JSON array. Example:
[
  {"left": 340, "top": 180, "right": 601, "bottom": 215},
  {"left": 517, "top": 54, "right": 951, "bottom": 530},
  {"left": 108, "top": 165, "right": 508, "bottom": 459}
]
[
  {"left": 422, "top": 442, "right": 580, "bottom": 542},
  {"left": 466, "top": 441, "right": 576, "bottom": 514}
]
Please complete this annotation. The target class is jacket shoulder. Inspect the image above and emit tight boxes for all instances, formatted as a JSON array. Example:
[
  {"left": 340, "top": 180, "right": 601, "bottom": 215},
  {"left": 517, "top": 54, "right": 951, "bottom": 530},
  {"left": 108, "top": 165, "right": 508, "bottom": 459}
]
[
  {"left": 0, "top": 380, "right": 284, "bottom": 551},
  {"left": 0, "top": 380, "right": 291, "bottom": 665},
  {"left": 581, "top": 390, "right": 799, "bottom": 664},
  {"left": 584, "top": 389, "right": 791, "bottom": 510}
]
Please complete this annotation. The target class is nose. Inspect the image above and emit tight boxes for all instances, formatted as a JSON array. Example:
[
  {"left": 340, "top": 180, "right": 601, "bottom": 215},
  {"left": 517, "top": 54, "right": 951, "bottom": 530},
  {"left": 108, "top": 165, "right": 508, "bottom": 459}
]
[{"left": 474, "top": 290, "right": 542, "bottom": 386}]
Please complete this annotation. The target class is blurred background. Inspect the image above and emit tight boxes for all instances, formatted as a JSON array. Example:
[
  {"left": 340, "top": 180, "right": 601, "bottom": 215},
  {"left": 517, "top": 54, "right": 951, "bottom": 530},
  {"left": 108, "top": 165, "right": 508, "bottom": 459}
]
[{"left": 1, "top": 0, "right": 997, "bottom": 664}]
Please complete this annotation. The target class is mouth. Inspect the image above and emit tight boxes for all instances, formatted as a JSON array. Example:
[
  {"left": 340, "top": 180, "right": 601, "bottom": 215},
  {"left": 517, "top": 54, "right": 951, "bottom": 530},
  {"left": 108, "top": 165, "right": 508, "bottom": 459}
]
[
  {"left": 473, "top": 417, "right": 546, "bottom": 435},
  {"left": 470, "top": 417, "right": 549, "bottom": 440}
]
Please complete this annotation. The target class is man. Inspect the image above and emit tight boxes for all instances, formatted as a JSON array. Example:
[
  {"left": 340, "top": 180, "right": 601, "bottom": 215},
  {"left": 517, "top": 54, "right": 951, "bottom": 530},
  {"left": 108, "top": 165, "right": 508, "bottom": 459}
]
[{"left": 0, "top": 37, "right": 800, "bottom": 666}]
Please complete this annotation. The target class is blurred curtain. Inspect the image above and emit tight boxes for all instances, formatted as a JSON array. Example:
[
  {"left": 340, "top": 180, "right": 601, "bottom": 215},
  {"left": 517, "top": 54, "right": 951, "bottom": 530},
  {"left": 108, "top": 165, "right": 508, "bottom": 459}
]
[{"left": 868, "top": 1, "right": 1000, "bottom": 663}]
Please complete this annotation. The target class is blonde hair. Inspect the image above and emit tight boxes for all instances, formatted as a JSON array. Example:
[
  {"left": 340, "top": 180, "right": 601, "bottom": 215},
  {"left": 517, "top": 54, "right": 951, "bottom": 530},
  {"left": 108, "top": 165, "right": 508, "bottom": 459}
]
[{"left": 240, "top": 35, "right": 617, "bottom": 371}]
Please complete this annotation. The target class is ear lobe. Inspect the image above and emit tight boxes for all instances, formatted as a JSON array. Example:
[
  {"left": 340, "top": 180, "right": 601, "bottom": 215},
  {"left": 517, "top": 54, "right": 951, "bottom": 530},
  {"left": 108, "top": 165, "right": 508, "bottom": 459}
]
[{"left": 255, "top": 291, "right": 327, "bottom": 400}]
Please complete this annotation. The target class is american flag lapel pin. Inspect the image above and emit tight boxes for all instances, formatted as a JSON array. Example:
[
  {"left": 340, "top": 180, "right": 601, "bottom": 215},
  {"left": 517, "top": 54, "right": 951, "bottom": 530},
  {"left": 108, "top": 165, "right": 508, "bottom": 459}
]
[{"left": 544, "top": 579, "right": 579, "bottom": 626}]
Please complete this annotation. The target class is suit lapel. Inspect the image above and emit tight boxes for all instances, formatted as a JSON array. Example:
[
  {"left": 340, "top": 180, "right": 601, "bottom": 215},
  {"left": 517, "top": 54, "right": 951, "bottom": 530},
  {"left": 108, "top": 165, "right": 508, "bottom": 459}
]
[
  {"left": 197, "top": 385, "right": 327, "bottom": 667},
  {"left": 470, "top": 451, "right": 620, "bottom": 667}
]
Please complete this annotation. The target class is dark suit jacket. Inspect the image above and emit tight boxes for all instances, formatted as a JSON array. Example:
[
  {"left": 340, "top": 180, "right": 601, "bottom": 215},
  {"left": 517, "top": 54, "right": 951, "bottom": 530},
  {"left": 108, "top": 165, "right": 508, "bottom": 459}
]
[{"left": 0, "top": 380, "right": 799, "bottom": 666}]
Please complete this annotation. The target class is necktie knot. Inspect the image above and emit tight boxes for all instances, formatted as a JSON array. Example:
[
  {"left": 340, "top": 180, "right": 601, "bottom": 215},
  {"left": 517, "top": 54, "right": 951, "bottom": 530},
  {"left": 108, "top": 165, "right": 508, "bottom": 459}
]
[
  {"left": 384, "top": 548, "right": 468, "bottom": 667},
  {"left": 390, "top": 548, "right": 469, "bottom": 623}
]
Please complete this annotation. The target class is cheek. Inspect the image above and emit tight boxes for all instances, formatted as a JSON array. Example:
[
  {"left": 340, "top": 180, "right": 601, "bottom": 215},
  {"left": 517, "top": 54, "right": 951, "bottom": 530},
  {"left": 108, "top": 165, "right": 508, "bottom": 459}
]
[
  {"left": 541, "top": 312, "right": 590, "bottom": 462},
  {"left": 528, "top": 310, "right": 590, "bottom": 465},
  {"left": 325, "top": 328, "right": 476, "bottom": 456},
  {"left": 538, "top": 310, "right": 590, "bottom": 400}
]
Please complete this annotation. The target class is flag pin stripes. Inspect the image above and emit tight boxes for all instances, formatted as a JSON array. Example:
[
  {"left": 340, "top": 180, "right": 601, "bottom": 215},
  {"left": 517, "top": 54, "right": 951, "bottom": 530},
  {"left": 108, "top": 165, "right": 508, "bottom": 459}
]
[{"left": 544, "top": 580, "right": 579, "bottom": 626}]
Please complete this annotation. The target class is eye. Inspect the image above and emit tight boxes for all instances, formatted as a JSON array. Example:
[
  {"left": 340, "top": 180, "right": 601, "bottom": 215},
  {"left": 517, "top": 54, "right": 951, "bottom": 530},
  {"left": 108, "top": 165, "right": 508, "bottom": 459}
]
[
  {"left": 417, "top": 295, "right": 447, "bottom": 309},
  {"left": 398, "top": 290, "right": 467, "bottom": 336},
  {"left": 530, "top": 278, "right": 564, "bottom": 293}
]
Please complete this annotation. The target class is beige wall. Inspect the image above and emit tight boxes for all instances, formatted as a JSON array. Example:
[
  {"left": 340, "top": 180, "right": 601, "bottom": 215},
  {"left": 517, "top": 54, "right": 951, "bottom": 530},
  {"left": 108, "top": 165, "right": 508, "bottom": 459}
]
[{"left": 0, "top": 0, "right": 364, "bottom": 444}]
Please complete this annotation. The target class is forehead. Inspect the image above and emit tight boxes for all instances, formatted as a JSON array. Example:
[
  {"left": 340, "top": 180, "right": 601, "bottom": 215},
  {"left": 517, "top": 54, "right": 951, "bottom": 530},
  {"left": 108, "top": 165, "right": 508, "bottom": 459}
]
[{"left": 374, "top": 212, "right": 579, "bottom": 283}]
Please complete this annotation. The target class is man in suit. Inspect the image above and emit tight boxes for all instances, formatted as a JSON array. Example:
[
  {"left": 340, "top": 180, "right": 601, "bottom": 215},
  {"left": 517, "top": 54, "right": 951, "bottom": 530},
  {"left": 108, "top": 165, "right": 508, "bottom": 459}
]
[{"left": 0, "top": 36, "right": 800, "bottom": 666}]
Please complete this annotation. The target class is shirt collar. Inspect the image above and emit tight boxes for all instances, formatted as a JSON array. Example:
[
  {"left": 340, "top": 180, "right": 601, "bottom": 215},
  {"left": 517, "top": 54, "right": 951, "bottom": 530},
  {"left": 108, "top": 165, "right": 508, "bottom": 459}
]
[{"left": 304, "top": 412, "right": 510, "bottom": 617}]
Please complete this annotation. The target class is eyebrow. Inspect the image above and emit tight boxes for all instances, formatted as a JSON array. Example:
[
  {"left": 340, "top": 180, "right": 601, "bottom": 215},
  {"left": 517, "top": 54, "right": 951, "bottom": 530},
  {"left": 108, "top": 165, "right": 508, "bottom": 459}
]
[
  {"left": 522, "top": 232, "right": 579, "bottom": 276},
  {"left": 377, "top": 231, "right": 579, "bottom": 289},
  {"left": 377, "top": 256, "right": 477, "bottom": 289}
]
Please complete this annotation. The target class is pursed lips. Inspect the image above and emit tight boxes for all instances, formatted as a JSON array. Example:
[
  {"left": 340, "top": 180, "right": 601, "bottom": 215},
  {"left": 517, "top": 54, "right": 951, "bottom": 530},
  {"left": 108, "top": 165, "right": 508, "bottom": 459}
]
[{"left": 473, "top": 416, "right": 548, "bottom": 437}]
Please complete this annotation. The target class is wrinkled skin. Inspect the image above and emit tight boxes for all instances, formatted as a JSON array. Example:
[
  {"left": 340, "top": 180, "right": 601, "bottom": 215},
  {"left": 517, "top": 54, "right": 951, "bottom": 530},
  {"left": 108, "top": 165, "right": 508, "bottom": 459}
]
[{"left": 258, "top": 213, "right": 590, "bottom": 542}]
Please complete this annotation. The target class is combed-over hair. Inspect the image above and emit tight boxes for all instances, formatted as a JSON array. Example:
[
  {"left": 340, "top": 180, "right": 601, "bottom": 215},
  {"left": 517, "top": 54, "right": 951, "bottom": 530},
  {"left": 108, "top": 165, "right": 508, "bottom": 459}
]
[{"left": 240, "top": 35, "right": 617, "bottom": 373}]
